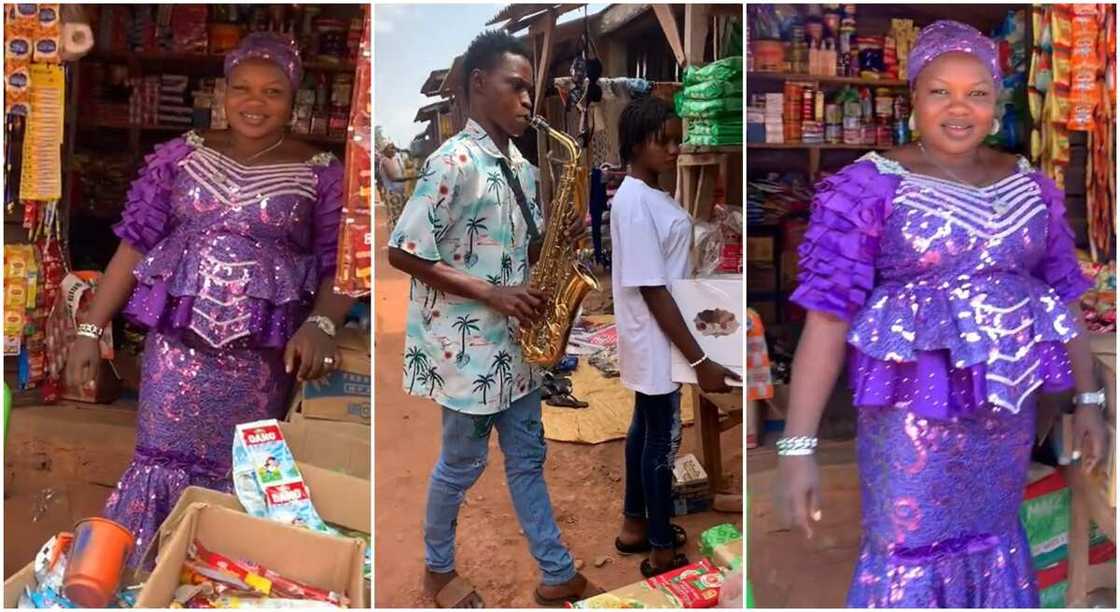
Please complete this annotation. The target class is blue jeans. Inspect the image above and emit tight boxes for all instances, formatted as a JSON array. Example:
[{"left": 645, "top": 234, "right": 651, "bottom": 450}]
[
  {"left": 623, "top": 390, "right": 683, "bottom": 549},
  {"left": 424, "top": 391, "right": 576, "bottom": 585}
]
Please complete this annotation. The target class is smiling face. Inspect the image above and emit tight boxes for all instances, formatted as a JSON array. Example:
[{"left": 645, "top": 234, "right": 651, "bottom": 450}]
[
  {"left": 470, "top": 52, "right": 534, "bottom": 138},
  {"left": 226, "top": 58, "right": 294, "bottom": 140},
  {"left": 912, "top": 52, "right": 999, "bottom": 156},
  {"left": 632, "top": 117, "right": 682, "bottom": 175}
]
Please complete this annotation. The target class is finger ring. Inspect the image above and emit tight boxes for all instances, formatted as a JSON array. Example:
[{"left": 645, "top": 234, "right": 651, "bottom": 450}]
[{"left": 323, "top": 356, "right": 336, "bottom": 367}]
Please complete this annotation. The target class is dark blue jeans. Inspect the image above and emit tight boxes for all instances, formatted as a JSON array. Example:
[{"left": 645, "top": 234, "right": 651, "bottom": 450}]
[{"left": 622, "top": 389, "right": 683, "bottom": 550}]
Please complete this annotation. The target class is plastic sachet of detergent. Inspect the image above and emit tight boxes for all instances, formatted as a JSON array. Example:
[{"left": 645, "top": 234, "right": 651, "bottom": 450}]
[{"left": 231, "top": 419, "right": 337, "bottom": 536}]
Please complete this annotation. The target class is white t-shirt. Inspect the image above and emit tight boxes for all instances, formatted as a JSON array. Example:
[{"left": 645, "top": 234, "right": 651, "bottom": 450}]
[{"left": 610, "top": 176, "right": 693, "bottom": 396}]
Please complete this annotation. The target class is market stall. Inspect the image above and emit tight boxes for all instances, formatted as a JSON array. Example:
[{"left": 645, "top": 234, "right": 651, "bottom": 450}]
[
  {"left": 746, "top": 3, "right": 1116, "bottom": 607},
  {"left": 4, "top": 3, "right": 372, "bottom": 608}
]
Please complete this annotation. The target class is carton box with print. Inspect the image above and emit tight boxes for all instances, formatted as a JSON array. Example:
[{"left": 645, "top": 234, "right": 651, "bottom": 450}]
[
  {"left": 669, "top": 276, "right": 744, "bottom": 386},
  {"left": 297, "top": 327, "right": 371, "bottom": 425},
  {"left": 136, "top": 504, "right": 365, "bottom": 608}
]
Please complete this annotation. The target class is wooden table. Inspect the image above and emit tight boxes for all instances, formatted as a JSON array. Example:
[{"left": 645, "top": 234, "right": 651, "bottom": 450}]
[
  {"left": 689, "top": 385, "right": 743, "bottom": 495},
  {"left": 1061, "top": 465, "right": 1115, "bottom": 606}
]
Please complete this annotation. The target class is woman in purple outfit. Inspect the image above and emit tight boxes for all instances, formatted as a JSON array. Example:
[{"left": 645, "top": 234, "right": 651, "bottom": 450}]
[
  {"left": 776, "top": 21, "right": 1108, "bottom": 607},
  {"left": 64, "top": 33, "right": 354, "bottom": 566}
]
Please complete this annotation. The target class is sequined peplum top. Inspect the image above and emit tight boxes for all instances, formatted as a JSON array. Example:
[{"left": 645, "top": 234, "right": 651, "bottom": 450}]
[
  {"left": 112, "top": 131, "right": 343, "bottom": 349},
  {"left": 791, "top": 152, "right": 1092, "bottom": 419}
]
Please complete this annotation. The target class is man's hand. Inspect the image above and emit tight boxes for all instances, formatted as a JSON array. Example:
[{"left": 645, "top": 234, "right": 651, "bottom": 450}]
[
  {"left": 695, "top": 359, "right": 740, "bottom": 394},
  {"left": 1073, "top": 404, "right": 1108, "bottom": 473},
  {"left": 484, "top": 285, "right": 546, "bottom": 327},
  {"left": 563, "top": 213, "right": 588, "bottom": 246}
]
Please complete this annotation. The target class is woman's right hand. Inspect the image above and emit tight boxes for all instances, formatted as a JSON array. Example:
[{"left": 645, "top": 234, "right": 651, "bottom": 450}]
[
  {"left": 778, "top": 454, "right": 821, "bottom": 539},
  {"left": 65, "top": 337, "right": 103, "bottom": 390}
]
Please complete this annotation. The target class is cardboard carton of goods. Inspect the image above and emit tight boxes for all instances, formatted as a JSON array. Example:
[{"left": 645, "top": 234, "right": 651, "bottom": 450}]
[
  {"left": 296, "top": 327, "right": 371, "bottom": 425},
  {"left": 278, "top": 419, "right": 370, "bottom": 480},
  {"left": 668, "top": 276, "right": 744, "bottom": 387},
  {"left": 137, "top": 504, "right": 365, "bottom": 608},
  {"left": 570, "top": 558, "right": 723, "bottom": 608}
]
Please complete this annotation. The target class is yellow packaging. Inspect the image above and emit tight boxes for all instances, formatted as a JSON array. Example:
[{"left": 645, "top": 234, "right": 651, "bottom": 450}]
[
  {"left": 1051, "top": 6, "right": 1073, "bottom": 49},
  {"left": 1052, "top": 47, "right": 1071, "bottom": 87}
]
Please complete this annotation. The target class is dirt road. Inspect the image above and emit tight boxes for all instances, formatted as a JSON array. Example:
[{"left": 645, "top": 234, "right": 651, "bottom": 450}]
[{"left": 372, "top": 207, "right": 743, "bottom": 607}]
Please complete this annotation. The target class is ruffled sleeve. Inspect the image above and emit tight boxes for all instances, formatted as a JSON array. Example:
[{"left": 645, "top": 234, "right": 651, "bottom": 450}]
[
  {"left": 112, "top": 136, "right": 193, "bottom": 254},
  {"left": 1030, "top": 172, "right": 1092, "bottom": 302},
  {"left": 789, "top": 160, "right": 898, "bottom": 322},
  {"left": 311, "top": 158, "right": 345, "bottom": 283}
]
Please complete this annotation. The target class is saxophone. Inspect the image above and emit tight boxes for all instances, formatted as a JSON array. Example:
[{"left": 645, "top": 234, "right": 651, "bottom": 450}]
[{"left": 518, "top": 116, "right": 599, "bottom": 366}]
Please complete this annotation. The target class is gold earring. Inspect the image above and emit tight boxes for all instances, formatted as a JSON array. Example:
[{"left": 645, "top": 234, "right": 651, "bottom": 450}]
[
  {"left": 990, "top": 118, "right": 1000, "bottom": 136},
  {"left": 908, "top": 113, "right": 916, "bottom": 131}
]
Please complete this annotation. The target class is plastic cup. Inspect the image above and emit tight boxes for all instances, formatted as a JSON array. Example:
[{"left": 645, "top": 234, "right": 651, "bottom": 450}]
[{"left": 63, "top": 517, "right": 134, "bottom": 608}]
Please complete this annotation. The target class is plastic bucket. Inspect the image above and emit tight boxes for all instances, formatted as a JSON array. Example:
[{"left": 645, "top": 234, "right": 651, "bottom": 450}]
[{"left": 62, "top": 517, "right": 134, "bottom": 607}]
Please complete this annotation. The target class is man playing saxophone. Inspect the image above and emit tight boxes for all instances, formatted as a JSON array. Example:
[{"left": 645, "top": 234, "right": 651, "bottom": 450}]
[{"left": 387, "top": 30, "right": 596, "bottom": 608}]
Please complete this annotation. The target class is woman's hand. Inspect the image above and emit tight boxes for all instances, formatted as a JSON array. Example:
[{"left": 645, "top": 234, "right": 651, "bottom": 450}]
[
  {"left": 778, "top": 454, "right": 822, "bottom": 539},
  {"left": 284, "top": 323, "right": 341, "bottom": 382},
  {"left": 1073, "top": 405, "right": 1108, "bottom": 473},
  {"left": 64, "top": 336, "right": 103, "bottom": 390}
]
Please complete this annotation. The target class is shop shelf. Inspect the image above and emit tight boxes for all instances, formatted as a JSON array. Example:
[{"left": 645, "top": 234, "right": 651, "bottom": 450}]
[{"left": 747, "top": 71, "right": 908, "bottom": 87}]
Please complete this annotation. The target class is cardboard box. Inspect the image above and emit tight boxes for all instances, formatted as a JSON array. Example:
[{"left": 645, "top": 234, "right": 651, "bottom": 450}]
[
  {"left": 747, "top": 263, "right": 777, "bottom": 293},
  {"left": 137, "top": 504, "right": 365, "bottom": 608},
  {"left": 670, "top": 277, "right": 744, "bottom": 386},
  {"left": 278, "top": 420, "right": 370, "bottom": 480},
  {"left": 158, "top": 461, "right": 370, "bottom": 550},
  {"left": 298, "top": 327, "right": 371, "bottom": 426},
  {"left": 746, "top": 236, "right": 774, "bottom": 264},
  {"left": 3, "top": 562, "right": 35, "bottom": 607}
]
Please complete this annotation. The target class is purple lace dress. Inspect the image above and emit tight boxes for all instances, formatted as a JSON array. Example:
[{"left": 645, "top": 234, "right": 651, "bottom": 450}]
[
  {"left": 791, "top": 152, "right": 1091, "bottom": 607},
  {"left": 101, "top": 131, "right": 343, "bottom": 566}
]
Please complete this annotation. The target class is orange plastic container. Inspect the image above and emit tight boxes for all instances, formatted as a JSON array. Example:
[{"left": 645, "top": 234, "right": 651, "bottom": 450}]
[{"left": 62, "top": 517, "right": 134, "bottom": 608}]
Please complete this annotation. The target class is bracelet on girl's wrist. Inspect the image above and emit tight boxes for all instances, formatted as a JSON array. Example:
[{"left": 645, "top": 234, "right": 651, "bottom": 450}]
[
  {"left": 777, "top": 435, "right": 819, "bottom": 456},
  {"left": 689, "top": 353, "right": 709, "bottom": 368}
]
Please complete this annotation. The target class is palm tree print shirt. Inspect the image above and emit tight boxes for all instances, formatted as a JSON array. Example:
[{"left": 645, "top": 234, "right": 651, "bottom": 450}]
[{"left": 390, "top": 119, "right": 545, "bottom": 415}]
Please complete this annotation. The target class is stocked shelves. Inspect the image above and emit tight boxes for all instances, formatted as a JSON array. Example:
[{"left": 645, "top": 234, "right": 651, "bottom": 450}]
[
  {"left": 680, "top": 144, "right": 742, "bottom": 154},
  {"left": 88, "top": 51, "right": 356, "bottom": 74},
  {"left": 747, "top": 142, "right": 890, "bottom": 151},
  {"left": 747, "top": 71, "right": 908, "bottom": 87}
]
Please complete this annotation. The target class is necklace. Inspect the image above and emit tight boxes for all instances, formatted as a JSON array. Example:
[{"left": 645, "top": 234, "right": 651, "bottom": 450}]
[
  {"left": 233, "top": 135, "right": 285, "bottom": 164},
  {"left": 917, "top": 141, "right": 1010, "bottom": 213}
]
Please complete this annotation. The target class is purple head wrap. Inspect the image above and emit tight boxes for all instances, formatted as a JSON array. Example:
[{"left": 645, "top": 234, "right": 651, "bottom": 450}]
[
  {"left": 224, "top": 32, "right": 303, "bottom": 91},
  {"left": 907, "top": 20, "right": 1002, "bottom": 87}
]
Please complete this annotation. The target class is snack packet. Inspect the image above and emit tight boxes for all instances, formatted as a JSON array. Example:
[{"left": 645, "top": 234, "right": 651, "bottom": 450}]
[{"left": 232, "top": 419, "right": 336, "bottom": 535}]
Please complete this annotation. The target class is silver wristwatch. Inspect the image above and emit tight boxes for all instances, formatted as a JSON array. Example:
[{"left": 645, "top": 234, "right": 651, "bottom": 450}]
[
  {"left": 1073, "top": 388, "right": 1106, "bottom": 410},
  {"left": 304, "top": 315, "right": 336, "bottom": 338}
]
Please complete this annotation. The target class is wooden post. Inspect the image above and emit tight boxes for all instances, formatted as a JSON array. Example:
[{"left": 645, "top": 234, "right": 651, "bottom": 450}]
[
  {"left": 652, "top": 5, "right": 686, "bottom": 68},
  {"left": 530, "top": 11, "right": 557, "bottom": 210}
]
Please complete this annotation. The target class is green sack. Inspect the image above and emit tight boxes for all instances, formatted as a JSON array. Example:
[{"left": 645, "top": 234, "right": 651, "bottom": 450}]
[
  {"left": 675, "top": 94, "right": 743, "bottom": 119},
  {"left": 682, "top": 56, "right": 743, "bottom": 87},
  {"left": 689, "top": 119, "right": 743, "bottom": 137},
  {"left": 682, "top": 79, "right": 743, "bottom": 101},
  {"left": 1039, "top": 578, "right": 1068, "bottom": 608}
]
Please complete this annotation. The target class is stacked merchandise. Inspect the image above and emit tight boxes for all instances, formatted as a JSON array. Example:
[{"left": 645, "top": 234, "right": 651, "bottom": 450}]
[
  {"left": 745, "top": 174, "right": 812, "bottom": 226},
  {"left": 4, "top": 4, "right": 68, "bottom": 398},
  {"left": 671, "top": 454, "right": 711, "bottom": 516},
  {"left": 676, "top": 56, "right": 743, "bottom": 147},
  {"left": 1030, "top": 4, "right": 1116, "bottom": 261},
  {"left": 1019, "top": 464, "right": 1115, "bottom": 607},
  {"left": 334, "top": 6, "right": 371, "bottom": 298},
  {"left": 157, "top": 75, "right": 192, "bottom": 130},
  {"left": 747, "top": 83, "right": 908, "bottom": 146},
  {"left": 573, "top": 524, "right": 744, "bottom": 608},
  {"left": 1080, "top": 257, "right": 1116, "bottom": 334}
]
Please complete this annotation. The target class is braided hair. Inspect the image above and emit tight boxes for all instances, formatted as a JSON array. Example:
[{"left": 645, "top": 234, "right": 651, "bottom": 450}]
[{"left": 618, "top": 95, "right": 676, "bottom": 165}]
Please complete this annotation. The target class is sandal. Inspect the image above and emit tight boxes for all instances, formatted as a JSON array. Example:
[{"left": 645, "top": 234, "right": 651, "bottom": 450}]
[
  {"left": 640, "top": 553, "right": 690, "bottom": 578},
  {"left": 546, "top": 392, "right": 589, "bottom": 408},
  {"left": 431, "top": 574, "right": 484, "bottom": 608},
  {"left": 615, "top": 524, "right": 687, "bottom": 554}
]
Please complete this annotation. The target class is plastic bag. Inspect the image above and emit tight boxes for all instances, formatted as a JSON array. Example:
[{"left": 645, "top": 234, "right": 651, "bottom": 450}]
[
  {"left": 675, "top": 95, "right": 743, "bottom": 119},
  {"left": 717, "top": 565, "right": 744, "bottom": 608},
  {"left": 682, "top": 56, "right": 743, "bottom": 87}
]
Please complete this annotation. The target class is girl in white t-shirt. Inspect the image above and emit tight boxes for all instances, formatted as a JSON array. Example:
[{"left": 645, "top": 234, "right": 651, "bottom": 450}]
[{"left": 610, "top": 96, "right": 740, "bottom": 577}]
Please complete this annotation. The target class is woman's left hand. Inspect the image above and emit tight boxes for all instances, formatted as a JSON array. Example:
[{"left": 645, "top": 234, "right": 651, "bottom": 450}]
[
  {"left": 284, "top": 323, "right": 340, "bottom": 381},
  {"left": 1073, "top": 405, "right": 1108, "bottom": 473}
]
